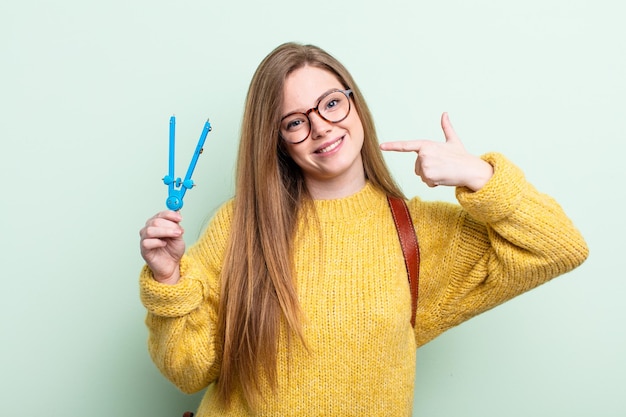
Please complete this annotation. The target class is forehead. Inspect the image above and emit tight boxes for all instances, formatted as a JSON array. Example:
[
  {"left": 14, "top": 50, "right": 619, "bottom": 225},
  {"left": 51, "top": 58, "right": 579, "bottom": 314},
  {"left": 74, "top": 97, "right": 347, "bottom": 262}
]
[{"left": 282, "top": 66, "right": 343, "bottom": 111}]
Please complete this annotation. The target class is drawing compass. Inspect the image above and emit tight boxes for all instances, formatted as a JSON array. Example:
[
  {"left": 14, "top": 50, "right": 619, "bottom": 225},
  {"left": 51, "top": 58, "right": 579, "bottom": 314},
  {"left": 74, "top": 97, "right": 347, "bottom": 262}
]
[{"left": 162, "top": 115, "right": 212, "bottom": 211}]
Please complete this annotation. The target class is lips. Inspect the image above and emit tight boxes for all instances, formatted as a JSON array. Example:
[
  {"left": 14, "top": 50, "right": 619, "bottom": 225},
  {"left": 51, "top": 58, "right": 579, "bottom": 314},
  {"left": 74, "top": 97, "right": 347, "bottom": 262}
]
[{"left": 314, "top": 136, "right": 344, "bottom": 154}]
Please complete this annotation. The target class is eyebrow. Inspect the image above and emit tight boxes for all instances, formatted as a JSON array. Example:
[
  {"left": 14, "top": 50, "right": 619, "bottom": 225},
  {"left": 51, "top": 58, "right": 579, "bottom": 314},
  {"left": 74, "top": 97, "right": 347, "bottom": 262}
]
[{"left": 281, "top": 88, "right": 342, "bottom": 119}]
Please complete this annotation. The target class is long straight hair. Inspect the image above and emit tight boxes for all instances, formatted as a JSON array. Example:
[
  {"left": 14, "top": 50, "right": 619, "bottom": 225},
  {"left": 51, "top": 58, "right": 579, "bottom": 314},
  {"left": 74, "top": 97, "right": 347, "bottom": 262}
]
[{"left": 216, "top": 42, "right": 405, "bottom": 408}]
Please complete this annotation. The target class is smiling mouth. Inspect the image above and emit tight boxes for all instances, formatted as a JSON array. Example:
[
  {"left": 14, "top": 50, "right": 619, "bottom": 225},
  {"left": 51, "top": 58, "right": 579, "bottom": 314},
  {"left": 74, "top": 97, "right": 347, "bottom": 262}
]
[{"left": 315, "top": 137, "right": 344, "bottom": 154}]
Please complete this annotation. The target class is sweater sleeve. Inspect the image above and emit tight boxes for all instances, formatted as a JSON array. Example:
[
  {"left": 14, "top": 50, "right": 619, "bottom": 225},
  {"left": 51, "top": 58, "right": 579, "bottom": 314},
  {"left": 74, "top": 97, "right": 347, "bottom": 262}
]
[
  {"left": 413, "top": 153, "right": 588, "bottom": 347},
  {"left": 139, "top": 200, "right": 233, "bottom": 393}
]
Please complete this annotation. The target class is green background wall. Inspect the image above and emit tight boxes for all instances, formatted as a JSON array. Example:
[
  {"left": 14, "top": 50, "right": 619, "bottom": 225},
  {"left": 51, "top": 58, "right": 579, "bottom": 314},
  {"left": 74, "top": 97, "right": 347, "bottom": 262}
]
[{"left": 2, "top": 0, "right": 623, "bottom": 415}]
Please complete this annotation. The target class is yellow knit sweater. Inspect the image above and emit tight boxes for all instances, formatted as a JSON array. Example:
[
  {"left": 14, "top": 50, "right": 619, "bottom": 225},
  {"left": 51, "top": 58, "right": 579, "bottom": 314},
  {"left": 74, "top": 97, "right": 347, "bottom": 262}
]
[{"left": 140, "top": 153, "right": 588, "bottom": 416}]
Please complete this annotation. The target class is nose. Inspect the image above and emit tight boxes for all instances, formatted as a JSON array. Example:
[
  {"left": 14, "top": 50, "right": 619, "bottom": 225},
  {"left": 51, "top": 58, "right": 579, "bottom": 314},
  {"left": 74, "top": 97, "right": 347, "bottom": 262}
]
[{"left": 308, "top": 111, "right": 332, "bottom": 140}]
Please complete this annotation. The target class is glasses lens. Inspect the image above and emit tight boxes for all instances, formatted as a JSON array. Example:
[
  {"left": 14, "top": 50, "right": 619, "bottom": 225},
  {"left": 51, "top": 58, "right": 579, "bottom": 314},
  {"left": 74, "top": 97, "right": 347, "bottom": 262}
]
[
  {"left": 280, "top": 113, "right": 310, "bottom": 144},
  {"left": 319, "top": 90, "right": 350, "bottom": 123}
]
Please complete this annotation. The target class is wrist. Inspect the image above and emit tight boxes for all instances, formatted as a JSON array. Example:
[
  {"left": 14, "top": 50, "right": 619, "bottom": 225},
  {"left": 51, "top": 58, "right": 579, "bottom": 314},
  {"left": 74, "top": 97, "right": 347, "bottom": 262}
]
[
  {"left": 153, "top": 266, "right": 181, "bottom": 285},
  {"left": 464, "top": 158, "right": 494, "bottom": 192}
]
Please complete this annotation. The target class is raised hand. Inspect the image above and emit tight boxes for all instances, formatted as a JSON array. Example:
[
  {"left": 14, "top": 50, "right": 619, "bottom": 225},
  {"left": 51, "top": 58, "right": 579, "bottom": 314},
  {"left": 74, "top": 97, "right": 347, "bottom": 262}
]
[
  {"left": 139, "top": 210, "right": 185, "bottom": 284},
  {"left": 380, "top": 112, "right": 493, "bottom": 191}
]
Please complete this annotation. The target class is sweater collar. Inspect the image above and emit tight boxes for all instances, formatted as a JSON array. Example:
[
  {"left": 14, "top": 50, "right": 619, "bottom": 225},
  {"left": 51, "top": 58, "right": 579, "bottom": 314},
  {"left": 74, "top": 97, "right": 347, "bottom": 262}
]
[{"left": 311, "top": 181, "right": 386, "bottom": 223}]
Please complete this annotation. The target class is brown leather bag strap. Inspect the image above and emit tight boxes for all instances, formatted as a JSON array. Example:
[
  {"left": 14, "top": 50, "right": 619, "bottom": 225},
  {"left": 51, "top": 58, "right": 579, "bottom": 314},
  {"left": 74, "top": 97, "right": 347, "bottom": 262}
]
[{"left": 387, "top": 196, "right": 420, "bottom": 328}]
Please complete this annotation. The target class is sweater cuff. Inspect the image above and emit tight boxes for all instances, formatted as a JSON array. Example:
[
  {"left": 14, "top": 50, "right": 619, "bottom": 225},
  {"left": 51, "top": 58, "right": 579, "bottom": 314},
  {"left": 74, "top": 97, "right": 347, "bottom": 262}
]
[
  {"left": 455, "top": 152, "right": 526, "bottom": 224},
  {"left": 139, "top": 255, "right": 206, "bottom": 317}
]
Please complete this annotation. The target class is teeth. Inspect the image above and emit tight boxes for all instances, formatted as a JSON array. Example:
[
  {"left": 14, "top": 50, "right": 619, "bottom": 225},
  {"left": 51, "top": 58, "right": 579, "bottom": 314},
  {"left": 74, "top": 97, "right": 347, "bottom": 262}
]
[{"left": 317, "top": 138, "right": 342, "bottom": 153}]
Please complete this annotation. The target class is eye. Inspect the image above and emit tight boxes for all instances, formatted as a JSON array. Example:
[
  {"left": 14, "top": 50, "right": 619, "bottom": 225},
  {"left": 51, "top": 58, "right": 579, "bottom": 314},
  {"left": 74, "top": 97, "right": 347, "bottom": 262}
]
[
  {"left": 321, "top": 92, "right": 345, "bottom": 113},
  {"left": 283, "top": 115, "right": 308, "bottom": 132},
  {"left": 326, "top": 98, "right": 339, "bottom": 109}
]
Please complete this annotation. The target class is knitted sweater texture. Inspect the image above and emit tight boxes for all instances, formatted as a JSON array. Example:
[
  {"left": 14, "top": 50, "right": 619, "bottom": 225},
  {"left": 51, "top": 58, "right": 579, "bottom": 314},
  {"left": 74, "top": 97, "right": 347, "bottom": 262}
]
[{"left": 140, "top": 153, "right": 588, "bottom": 416}]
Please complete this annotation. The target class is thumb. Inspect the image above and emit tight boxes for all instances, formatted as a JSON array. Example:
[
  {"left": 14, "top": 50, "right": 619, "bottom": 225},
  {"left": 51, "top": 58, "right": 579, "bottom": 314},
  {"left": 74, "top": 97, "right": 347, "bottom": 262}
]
[{"left": 441, "top": 112, "right": 461, "bottom": 144}]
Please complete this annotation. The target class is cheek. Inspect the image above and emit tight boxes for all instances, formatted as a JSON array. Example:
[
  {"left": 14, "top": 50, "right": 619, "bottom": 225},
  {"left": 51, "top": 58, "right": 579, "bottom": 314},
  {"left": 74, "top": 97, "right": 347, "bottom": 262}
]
[
  {"left": 347, "top": 106, "right": 363, "bottom": 130},
  {"left": 356, "top": 121, "right": 365, "bottom": 141},
  {"left": 284, "top": 143, "right": 307, "bottom": 166},
  {"left": 350, "top": 114, "right": 365, "bottom": 144}
]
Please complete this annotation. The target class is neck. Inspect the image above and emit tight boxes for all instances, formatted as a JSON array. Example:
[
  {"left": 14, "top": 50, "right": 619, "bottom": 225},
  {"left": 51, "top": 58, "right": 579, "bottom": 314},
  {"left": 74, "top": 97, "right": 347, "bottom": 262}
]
[{"left": 306, "top": 174, "right": 366, "bottom": 200}]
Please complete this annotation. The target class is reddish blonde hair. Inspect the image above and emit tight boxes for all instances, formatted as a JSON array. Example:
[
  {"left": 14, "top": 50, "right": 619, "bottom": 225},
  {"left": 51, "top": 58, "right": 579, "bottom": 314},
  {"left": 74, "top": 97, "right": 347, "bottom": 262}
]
[{"left": 217, "top": 42, "right": 404, "bottom": 408}]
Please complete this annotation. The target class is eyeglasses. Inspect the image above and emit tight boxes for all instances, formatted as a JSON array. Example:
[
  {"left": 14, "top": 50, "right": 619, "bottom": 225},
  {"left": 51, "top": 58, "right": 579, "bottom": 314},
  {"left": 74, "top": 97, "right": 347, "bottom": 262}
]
[{"left": 279, "top": 88, "right": 353, "bottom": 144}]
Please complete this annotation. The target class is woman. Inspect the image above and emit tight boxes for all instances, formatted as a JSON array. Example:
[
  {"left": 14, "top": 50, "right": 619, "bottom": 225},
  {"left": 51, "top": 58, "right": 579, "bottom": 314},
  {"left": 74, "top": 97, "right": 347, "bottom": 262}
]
[{"left": 139, "top": 42, "right": 588, "bottom": 416}]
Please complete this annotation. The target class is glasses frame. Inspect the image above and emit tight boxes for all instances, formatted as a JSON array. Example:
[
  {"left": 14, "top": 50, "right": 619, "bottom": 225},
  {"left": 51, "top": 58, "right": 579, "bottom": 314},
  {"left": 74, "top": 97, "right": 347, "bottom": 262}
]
[{"left": 279, "top": 88, "right": 353, "bottom": 144}]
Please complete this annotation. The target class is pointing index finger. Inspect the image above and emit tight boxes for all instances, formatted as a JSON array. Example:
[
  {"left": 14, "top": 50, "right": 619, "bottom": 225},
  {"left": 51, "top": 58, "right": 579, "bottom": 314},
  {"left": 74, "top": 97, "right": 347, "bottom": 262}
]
[{"left": 379, "top": 140, "right": 425, "bottom": 153}]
